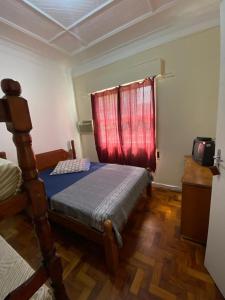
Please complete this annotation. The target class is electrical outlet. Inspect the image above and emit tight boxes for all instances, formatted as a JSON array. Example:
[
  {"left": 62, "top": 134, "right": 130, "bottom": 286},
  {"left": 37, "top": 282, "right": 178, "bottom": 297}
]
[{"left": 157, "top": 150, "right": 160, "bottom": 159}]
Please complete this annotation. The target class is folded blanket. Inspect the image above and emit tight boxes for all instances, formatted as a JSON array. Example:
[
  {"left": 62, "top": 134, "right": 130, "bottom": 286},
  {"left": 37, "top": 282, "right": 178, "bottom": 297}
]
[
  {"left": 0, "top": 235, "right": 53, "bottom": 299},
  {"left": 0, "top": 158, "right": 22, "bottom": 201}
]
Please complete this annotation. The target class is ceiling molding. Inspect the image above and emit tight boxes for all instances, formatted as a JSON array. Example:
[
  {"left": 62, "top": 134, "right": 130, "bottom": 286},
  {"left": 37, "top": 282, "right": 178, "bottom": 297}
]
[
  {"left": 0, "top": 0, "right": 115, "bottom": 56},
  {"left": 0, "top": 38, "right": 69, "bottom": 69},
  {"left": 21, "top": 0, "right": 68, "bottom": 30},
  {"left": 22, "top": 0, "right": 115, "bottom": 30},
  {"left": 66, "top": 0, "right": 115, "bottom": 30},
  {"left": 72, "top": 18, "right": 219, "bottom": 77},
  {"left": 0, "top": 22, "right": 70, "bottom": 64},
  {"left": 0, "top": 0, "right": 220, "bottom": 63},
  {"left": 0, "top": 16, "right": 70, "bottom": 56},
  {"left": 71, "top": 0, "right": 178, "bottom": 56}
]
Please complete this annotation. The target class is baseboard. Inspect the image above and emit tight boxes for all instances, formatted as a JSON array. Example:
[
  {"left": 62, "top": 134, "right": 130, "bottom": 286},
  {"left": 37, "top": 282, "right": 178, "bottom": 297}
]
[{"left": 152, "top": 181, "right": 182, "bottom": 192}]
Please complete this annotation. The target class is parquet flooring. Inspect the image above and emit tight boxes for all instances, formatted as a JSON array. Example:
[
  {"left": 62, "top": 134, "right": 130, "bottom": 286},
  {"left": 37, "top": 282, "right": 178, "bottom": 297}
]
[{"left": 0, "top": 188, "right": 224, "bottom": 300}]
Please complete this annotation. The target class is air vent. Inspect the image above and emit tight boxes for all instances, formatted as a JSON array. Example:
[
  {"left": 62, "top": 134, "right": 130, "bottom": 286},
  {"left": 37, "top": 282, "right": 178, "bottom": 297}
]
[{"left": 77, "top": 120, "right": 93, "bottom": 133}]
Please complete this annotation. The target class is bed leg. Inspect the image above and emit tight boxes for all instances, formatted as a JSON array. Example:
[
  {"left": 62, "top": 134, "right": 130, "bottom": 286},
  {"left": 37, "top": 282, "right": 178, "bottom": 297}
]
[
  {"left": 146, "top": 182, "right": 152, "bottom": 197},
  {"left": 103, "top": 220, "right": 119, "bottom": 275}
]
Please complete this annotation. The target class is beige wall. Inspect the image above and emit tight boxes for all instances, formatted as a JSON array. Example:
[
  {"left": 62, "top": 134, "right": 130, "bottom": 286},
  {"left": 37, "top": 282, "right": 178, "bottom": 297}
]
[
  {"left": 73, "top": 27, "right": 219, "bottom": 187},
  {"left": 0, "top": 40, "right": 80, "bottom": 163}
]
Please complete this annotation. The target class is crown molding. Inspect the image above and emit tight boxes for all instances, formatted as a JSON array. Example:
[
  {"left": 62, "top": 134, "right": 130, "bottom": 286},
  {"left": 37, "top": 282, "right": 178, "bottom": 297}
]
[
  {"left": 0, "top": 37, "right": 70, "bottom": 69},
  {"left": 0, "top": 16, "right": 71, "bottom": 56},
  {"left": 22, "top": 0, "right": 114, "bottom": 30},
  {"left": 72, "top": 18, "right": 219, "bottom": 77},
  {"left": 71, "top": 0, "right": 178, "bottom": 56}
]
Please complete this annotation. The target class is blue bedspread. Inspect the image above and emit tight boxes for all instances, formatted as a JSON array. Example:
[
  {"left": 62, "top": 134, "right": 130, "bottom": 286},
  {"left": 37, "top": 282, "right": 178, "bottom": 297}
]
[{"left": 39, "top": 162, "right": 105, "bottom": 198}]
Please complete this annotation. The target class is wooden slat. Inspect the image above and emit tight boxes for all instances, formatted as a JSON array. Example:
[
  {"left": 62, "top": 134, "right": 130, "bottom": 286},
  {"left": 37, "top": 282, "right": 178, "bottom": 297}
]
[
  {"left": 70, "top": 140, "right": 76, "bottom": 159},
  {"left": 5, "top": 265, "right": 48, "bottom": 300},
  {"left": 149, "top": 284, "right": 177, "bottom": 300},
  {"left": 130, "top": 268, "right": 145, "bottom": 295},
  {"left": 1, "top": 188, "right": 224, "bottom": 300},
  {"left": 0, "top": 192, "right": 28, "bottom": 218}
]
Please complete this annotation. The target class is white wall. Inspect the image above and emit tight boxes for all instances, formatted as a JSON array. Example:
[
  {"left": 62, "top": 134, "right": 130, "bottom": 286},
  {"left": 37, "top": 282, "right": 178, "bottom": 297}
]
[
  {"left": 205, "top": 1, "right": 225, "bottom": 296},
  {"left": 0, "top": 39, "right": 81, "bottom": 162},
  {"left": 73, "top": 28, "right": 219, "bottom": 187}
]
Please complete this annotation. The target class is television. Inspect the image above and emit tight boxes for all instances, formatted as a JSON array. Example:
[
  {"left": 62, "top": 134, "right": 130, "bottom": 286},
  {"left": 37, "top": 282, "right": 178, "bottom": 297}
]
[{"left": 192, "top": 137, "right": 215, "bottom": 166}]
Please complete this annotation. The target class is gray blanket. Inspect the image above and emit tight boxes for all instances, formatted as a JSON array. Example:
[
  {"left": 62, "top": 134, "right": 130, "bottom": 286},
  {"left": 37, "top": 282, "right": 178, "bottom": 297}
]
[{"left": 50, "top": 164, "right": 150, "bottom": 246}]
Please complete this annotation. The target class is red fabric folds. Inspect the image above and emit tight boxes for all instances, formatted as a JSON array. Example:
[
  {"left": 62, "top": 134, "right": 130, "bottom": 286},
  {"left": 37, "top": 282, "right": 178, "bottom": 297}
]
[
  {"left": 91, "top": 88, "right": 124, "bottom": 164},
  {"left": 91, "top": 78, "right": 156, "bottom": 171}
]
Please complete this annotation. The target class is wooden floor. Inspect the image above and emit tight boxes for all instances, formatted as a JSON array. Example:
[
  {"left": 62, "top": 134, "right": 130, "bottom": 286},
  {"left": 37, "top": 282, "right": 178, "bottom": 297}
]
[{"left": 0, "top": 188, "right": 224, "bottom": 300}]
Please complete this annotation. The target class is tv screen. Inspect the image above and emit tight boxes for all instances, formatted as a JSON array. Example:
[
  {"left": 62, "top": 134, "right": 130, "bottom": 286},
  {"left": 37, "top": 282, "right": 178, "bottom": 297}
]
[
  {"left": 193, "top": 141, "right": 204, "bottom": 162},
  {"left": 192, "top": 137, "right": 215, "bottom": 166}
]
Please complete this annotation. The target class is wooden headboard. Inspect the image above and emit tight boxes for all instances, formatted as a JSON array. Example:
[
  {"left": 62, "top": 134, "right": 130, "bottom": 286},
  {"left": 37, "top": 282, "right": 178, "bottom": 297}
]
[
  {"left": 36, "top": 149, "right": 69, "bottom": 171},
  {"left": 0, "top": 150, "right": 69, "bottom": 170},
  {"left": 2, "top": 141, "right": 76, "bottom": 171},
  {"left": 35, "top": 140, "right": 76, "bottom": 171}
]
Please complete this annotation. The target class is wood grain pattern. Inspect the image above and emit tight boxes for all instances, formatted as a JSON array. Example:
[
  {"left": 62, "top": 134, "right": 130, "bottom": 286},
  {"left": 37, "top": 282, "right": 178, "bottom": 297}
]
[
  {"left": 0, "top": 78, "right": 68, "bottom": 300},
  {"left": 0, "top": 192, "right": 28, "bottom": 219},
  {"left": 182, "top": 156, "right": 212, "bottom": 188},
  {"left": 130, "top": 268, "right": 145, "bottom": 295},
  {"left": 181, "top": 156, "right": 212, "bottom": 244},
  {"left": 0, "top": 188, "right": 223, "bottom": 300},
  {"left": 36, "top": 149, "right": 69, "bottom": 171}
]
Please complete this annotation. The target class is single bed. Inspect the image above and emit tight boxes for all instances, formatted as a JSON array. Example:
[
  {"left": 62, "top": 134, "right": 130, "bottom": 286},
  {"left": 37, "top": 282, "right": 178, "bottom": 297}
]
[{"left": 36, "top": 146, "right": 152, "bottom": 274}]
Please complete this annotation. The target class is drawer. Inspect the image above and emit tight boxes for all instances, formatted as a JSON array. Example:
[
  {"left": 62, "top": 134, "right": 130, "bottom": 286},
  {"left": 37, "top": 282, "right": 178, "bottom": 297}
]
[{"left": 181, "top": 183, "right": 211, "bottom": 243}]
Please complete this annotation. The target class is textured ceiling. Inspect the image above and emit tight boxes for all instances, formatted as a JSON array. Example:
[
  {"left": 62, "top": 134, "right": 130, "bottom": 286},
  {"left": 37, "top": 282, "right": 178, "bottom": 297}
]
[
  {"left": 0, "top": 0, "right": 220, "bottom": 66},
  {"left": 0, "top": 0, "right": 178, "bottom": 55}
]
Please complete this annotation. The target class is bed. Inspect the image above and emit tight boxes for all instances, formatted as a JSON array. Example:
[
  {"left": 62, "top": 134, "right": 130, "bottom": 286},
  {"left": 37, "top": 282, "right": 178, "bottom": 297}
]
[
  {"left": 0, "top": 79, "right": 68, "bottom": 300},
  {"left": 36, "top": 144, "right": 152, "bottom": 274}
]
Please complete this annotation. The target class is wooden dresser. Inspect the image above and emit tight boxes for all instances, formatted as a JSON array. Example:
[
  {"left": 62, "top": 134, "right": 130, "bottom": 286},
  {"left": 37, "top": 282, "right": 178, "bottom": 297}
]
[{"left": 181, "top": 156, "right": 213, "bottom": 244}]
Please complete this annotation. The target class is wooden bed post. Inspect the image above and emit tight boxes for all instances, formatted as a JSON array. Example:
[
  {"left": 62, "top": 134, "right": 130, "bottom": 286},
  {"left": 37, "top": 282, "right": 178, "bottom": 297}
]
[
  {"left": 103, "top": 220, "right": 119, "bottom": 275},
  {"left": 146, "top": 182, "right": 152, "bottom": 197},
  {"left": 70, "top": 140, "right": 76, "bottom": 159},
  {"left": 1, "top": 79, "right": 68, "bottom": 300}
]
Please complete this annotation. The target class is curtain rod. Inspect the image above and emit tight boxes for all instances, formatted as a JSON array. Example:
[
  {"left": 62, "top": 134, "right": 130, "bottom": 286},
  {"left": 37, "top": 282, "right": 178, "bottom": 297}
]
[
  {"left": 89, "top": 77, "right": 151, "bottom": 95},
  {"left": 88, "top": 73, "right": 174, "bottom": 96}
]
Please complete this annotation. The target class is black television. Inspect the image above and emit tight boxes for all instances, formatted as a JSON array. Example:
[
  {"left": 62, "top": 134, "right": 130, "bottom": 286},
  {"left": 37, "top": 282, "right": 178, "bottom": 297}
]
[{"left": 192, "top": 137, "right": 215, "bottom": 166}]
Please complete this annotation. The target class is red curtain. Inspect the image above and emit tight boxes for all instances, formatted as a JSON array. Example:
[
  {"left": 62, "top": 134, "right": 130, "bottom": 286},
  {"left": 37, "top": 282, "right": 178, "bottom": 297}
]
[
  {"left": 91, "top": 88, "right": 124, "bottom": 164},
  {"left": 91, "top": 78, "right": 156, "bottom": 171}
]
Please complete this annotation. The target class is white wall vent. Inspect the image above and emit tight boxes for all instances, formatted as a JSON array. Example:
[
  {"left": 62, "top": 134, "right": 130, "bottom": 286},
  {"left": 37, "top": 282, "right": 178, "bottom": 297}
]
[{"left": 77, "top": 120, "right": 93, "bottom": 133}]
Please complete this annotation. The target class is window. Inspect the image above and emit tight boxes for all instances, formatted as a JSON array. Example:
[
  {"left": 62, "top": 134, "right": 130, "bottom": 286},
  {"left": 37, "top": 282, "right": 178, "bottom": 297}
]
[{"left": 91, "top": 78, "right": 156, "bottom": 171}]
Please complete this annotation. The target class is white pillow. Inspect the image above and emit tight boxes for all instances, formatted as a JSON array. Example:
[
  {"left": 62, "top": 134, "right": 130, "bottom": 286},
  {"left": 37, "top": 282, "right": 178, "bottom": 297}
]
[{"left": 50, "top": 158, "right": 90, "bottom": 175}]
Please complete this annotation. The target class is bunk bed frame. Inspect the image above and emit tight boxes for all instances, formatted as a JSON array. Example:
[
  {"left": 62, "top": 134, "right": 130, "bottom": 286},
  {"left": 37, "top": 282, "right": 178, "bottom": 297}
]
[{"left": 0, "top": 79, "right": 69, "bottom": 300}]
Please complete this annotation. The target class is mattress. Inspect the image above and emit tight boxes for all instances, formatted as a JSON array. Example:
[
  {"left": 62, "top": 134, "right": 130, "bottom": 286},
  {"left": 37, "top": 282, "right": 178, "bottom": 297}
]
[
  {"left": 0, "top": 158, "right": 22, "bottom": 202},
  {"left": 0, "top": 235, "right": 53, "bottom": 300},
  {"left": 39, "top": 163, "right": 150, "bottom": 246}
]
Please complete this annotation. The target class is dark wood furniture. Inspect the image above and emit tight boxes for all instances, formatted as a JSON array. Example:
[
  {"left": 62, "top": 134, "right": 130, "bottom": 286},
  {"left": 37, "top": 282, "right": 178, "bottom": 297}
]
[
  {"left": 0, "top": 79, "right": 68, "bottom": 300},
  {"left": 36, "top": 148, "right": 152, "bottom": 275},
  {"left": 181, "top": 156, "right": 212, "bottom": 244}
]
